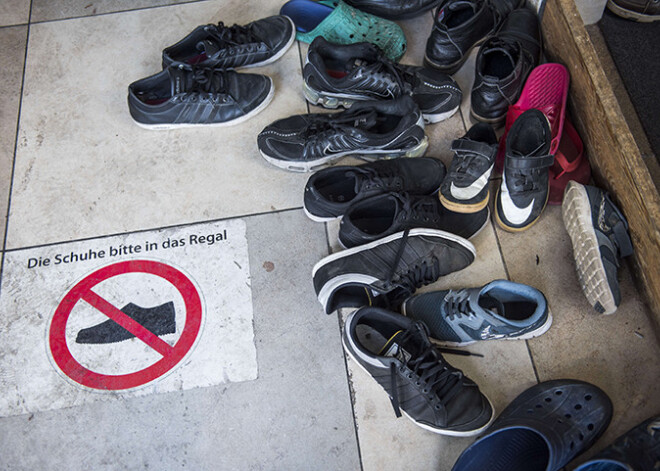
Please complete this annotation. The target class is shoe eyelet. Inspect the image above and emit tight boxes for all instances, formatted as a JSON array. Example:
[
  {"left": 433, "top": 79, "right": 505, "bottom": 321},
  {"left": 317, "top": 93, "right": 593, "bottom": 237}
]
[
  {"left": 575, "top": 404, "right": 582, "bottom": 410},
  {"left": 587, "top": 423, "right": 594, "bottom": 431},
  {"left": 422, "top": 388, "right": 429, "bottom": 394}
]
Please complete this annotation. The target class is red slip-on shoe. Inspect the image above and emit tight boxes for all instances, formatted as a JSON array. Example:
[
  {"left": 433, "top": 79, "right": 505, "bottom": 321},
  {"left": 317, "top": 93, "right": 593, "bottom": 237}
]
[
  {"left": 548, "top": 118, "right": 590, "bottom": 204},
  {"left": 495, "top": 63, "right": 570, "bottom": 173}
]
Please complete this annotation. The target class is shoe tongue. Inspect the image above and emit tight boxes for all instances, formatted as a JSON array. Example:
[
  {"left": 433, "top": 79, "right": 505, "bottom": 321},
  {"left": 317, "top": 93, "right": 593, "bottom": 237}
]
[
  {"left": 196, "top": 39, "right": 220, "bottom": 58},
  {"left": 168, "top": 67, "right": 190, "bottom": 96},
  {"left": 379, "top": 329, "right": 422, "bottom": 363}
]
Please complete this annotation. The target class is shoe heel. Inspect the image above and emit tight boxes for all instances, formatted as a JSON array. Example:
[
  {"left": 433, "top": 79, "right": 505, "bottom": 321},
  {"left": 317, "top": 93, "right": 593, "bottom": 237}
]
[{"left": 302, "top": 81, "right": 354, "bottom": 109}]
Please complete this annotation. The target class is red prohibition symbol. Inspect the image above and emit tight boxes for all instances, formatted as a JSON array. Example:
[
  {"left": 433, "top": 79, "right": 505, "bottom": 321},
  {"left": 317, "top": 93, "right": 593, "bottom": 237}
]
[{"left": 48, "top": 260, "right": 202, "bottom": 390}]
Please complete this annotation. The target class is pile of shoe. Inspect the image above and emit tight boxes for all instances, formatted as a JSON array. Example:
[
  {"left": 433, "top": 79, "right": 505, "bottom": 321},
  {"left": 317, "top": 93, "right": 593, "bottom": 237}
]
[{"left": 127, "top": 15, "right": 297, "bottom": 128}]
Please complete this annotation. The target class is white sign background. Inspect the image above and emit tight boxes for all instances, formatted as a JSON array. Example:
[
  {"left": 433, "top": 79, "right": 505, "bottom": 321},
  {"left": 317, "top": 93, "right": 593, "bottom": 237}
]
[{"left": 0, "top": 219, "right": 256, "bottom": 417}]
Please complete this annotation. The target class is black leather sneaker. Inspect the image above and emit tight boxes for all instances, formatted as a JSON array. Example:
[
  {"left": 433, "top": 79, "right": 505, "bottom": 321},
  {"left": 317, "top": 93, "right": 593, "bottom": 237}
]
[
  {"left": 303, "top": 157, "right": 446, "bottom": 221},
  {"left": 162, "top": 15, "right": 296, "bottom": 69},
  {"left": 338, "top": 192, "right": 489, "bottom": 248},
  {"left": 562, "top": 181, "right": 634, "bottom": 315},
  {"left": 128, "top": 67, "right": 273, "bottom": 129},
  {"left": 304, "top": 37, "right": 462, "bottom": 123},
  {"left": 470, "top": 7, "right": 541, "bottom": 125},
  {"left": 342, "top": 307, "right": 494, "bottom": 436},
  {"left": 344, "top": 0, "right": 445, "bottom": 19},
  {"left": 258, "top": 96, "right": 428, "bottom": 172},
  {"left": 424, "top": 0, "right": 522, "bottom": 74},
  {"left": 439, "top": 123, "right": 498, "bottom": 213},
  {"left": 495, "top": 109, "right": 554, "bottom": 231},
  {"left": 313, "top": 228, "right": 475, "bottom": 313}
]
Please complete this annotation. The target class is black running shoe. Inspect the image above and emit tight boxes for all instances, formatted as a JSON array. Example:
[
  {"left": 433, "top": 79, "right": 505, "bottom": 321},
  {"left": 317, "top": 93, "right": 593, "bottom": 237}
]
[
  {"left": 304, "top": 37, "right": 462, "bottom": 123},
  {"left": 439, "top": 123, "right": 498, "bottom": 214},
  {"left": 562, "top": 181, "right": 634, "bottom": 315},
  {"left": 258, "top": 96, "right": 428, "bottom": 172},
  {"left": 339, "top": 192, "right": 489, "bottom": 248},
  {"left": 303, "top": 157, "right": 446, "bottom": 221},
  {"left": 128, "top": 67, "right": 273, "bottom": 129},
  {"left": 313, "top": 228, "right": 475, "bottom": 313},
  {"left": 495, "top": 108, "right": 554, "bottom": 231},
  {"left": 162, "top": 15, "right": 296, "bottom": 69},
  {"left": 342, "top": 306, "right": 494, "bottom": 435}
]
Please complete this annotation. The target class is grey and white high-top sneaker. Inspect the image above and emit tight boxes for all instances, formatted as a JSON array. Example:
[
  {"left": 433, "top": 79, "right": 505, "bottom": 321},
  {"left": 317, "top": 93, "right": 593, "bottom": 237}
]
[
  {"left": 342, "top": 306, "right": 494, "bottom": 436},
  {"left": 562, "top": 181, "right": 634, "bottom": 315}
]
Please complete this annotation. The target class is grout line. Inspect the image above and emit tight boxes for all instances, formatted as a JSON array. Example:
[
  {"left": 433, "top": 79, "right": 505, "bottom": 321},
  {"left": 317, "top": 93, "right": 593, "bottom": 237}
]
[
  {"left": 296, "top": 40, "right": 311, "bottom": 115},
  {"left": 2, "top": 206, "right": 304, "bottom": 253},
  {"left": 0, "top": 1, "right": 33, "bottom": 295}
]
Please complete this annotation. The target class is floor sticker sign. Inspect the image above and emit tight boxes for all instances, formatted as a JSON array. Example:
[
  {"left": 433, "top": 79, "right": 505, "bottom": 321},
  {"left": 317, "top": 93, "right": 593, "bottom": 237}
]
[{"left": 0, "top": 219, "right": 257, "bottom": 417}]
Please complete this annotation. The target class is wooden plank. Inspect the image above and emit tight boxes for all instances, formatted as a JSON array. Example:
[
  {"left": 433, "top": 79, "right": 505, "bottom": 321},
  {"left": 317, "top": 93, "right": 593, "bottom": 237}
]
[{"left": 541, "top": 0, "right": 660, "bottom": 326}]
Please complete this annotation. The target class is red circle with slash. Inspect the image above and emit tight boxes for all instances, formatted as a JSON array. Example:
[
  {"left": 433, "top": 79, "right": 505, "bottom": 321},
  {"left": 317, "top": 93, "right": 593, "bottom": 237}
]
[{"left": 48, "top": 260, "right": 202, "bottom": 390}]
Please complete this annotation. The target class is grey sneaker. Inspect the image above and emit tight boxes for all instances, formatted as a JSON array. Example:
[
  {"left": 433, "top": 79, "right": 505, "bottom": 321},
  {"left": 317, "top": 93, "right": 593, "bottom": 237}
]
[{"left": 562, "top": 181, "right": 634, "bottom": 315}]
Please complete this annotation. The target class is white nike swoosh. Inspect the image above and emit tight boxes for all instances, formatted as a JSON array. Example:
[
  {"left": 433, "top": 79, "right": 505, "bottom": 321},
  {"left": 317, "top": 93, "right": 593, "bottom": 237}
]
[
  {"left": 449, "top": 164, "right": 493, "bottom": 200},
  {"left": 500, "top": 172, "right": 534, "bottom": 225}
]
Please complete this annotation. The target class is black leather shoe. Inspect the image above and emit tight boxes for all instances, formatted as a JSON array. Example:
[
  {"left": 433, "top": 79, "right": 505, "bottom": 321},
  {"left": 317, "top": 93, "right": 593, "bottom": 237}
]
[
  {"left": 470, "top": 7, "right": 541, "bottom": 125},
  {"left": 344, "top": 0, "right": 444, "bottom": 19},
  {"left": 424, "top": 0, "right": 522, "bottom": 75}
]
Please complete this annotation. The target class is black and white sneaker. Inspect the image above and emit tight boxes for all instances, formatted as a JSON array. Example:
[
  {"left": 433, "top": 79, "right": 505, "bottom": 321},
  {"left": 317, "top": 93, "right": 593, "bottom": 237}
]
[
  {"left": 562, "top": 181, "right": 634, "bottom": 315},
  {"left": 339, "top": 192, "right": 489, "bottom": 248},
  {"left": 258, "top": 96, "right": 428, "bottom": 172},
  {"left": 313, "top": 228, "right": 476, "bottom": 313},
  {"left": 342, "top": 306, "right": 494, "bottom": 436},
  {"left": 439, "top": 123, "right": 498, "bottom": 213},
  {"left": 162, "top": 15, "right": 296, "bottom": 69},
  {"left": 303, "top": 37, "right": 462, "bottom": 124},
  {"left": 303, "top": 157, "right": 446, "bottom": 222},
  {"left": 495, "top": 109, "right": 554, "bottom": 231},
  {"left": 128, "top": 67, "right": 273, "bottom": 129}
]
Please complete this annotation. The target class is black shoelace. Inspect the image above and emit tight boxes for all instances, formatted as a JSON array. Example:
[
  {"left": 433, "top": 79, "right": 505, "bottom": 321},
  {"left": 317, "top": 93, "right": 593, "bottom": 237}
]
[
  {"left": 366, "top": 52, "right": 417, "bottom": 95},
  {"left": 351, "top": 164, "right": 403, "bottom": 193},
  {"left": 206, "top": 22, "right": 258, "bottom": 46},
  {"left": 508, "top": 141, "right": 547, "bottom": 194},
  {"left": 185, "top": 66, "right": 231, "bottom": 95},
  {"left": 441, "top": 290, "right": 475, "bottom": 321},
  {"left": 396, "top": 193, "right": 440, "bottom": 225},
  {"left": 303, "top": 109, "right": 377, "bottom": 140}
]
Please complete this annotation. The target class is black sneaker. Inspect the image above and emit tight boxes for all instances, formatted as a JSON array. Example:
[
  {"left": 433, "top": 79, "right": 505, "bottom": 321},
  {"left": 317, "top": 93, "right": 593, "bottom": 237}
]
[
  {"left": 342, "top": 306, "right": 494, "bottom": 435},
  {"left": 495, "top": 109, "right": 554, "bottom": 231},
  {"left": 304, "top": 37, "right": 462, "bottom": 123},
  {"left": 303, "top": 157, "right": 446, "bottom": 221},
  {"left": 258, "top": 96, "right": 428, "bottom": 172},
  {"left": 128, "top": 67, "right": 273, "bottom": 129},
  {"left": 439, "top": 123, "right": 498, "bottom": 214},
  {"left": 344, "top": 0, "right": 445, "bottom": 19},
  {"left": 162, "top": 15, "right": 296, "bottom": 69},
  {"left": 424, "top": 0, "right": 522, "bottom": 74},
  {"left": 313, "top": 228, "right": 475, "bottom": 313},
  {"left": 562, "top": 181, "right": 634, "bottom": 315},
  {"left": 470, "top": 7, "right": 541, "bottom": 125},
  {"left": 338, "top": 192, "right": 489, "bottom": 248}
]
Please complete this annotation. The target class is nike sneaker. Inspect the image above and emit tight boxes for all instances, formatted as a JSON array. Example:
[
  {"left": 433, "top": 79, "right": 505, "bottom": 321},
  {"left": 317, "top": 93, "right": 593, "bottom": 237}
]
[
  {"left": 258, "top": 96, "right": 428, "bottom": 172},
  {"left": 338, "top": 192, "right": 489, "bottom": 248},
  {"left": 562, "top": 181, "right": 634, "bottom": 315},
  {"left": 343, "top": 306, "right": 494, "bottom": 436},
  {"left": 128, "top": 66, "right": 273, "bottom": 129},
  {"left": 495, "top": 108, "right": 554, "bottom": 231},
  {"left": 162, "top": 15, "right": 296, "bottom": 69},
  {"left": 439, "top": 123, "right": 498, "bottom": 213},
  {"left": 313, "top": 228, "right": 475, "bottom": 313},
  {"left": 401, "top": 280, "right": 551, "bottom": 346},
  {"left": 303, "top": 37, "right": 462, "bottom": 123},
  {"left": 303, "top": 157, "right": 446, "bottom": 222}
]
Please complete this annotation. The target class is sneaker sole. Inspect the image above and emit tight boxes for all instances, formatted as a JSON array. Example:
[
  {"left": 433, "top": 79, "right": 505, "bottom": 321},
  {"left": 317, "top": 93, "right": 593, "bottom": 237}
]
[
  {"left": 314, "top": 228, "right": 476, "bottom": 311},
  {"left": 133, "top": 78, "right": 275, "bottom": 130},
  {"left": 341, "top": 332, "right": 496, "bottom": 436},
  {"left": 260, "top": 134, "right": 429, "bottom": 173},
  {"left": 562, "top": 181, "right": 618, "bottom": 314},
  {"left": 439, "top": 191, "right": 490, "bottom": 213},
  {"left": 239, "top": 16, "right": 298, "bottom": 68},
  {"left": 303, "top": 205, "right": 341, "bottom": 223},
  {"left": 606, "top": 0, "right": 660, "bottom": 21},
  {"left": 303, "top": 82, "right": 459, "bottom": 124}
]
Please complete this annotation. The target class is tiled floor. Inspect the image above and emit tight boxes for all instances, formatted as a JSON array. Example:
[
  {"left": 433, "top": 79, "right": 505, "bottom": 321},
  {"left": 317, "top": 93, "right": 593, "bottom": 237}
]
[{"left": 0, "top": 1, "right": 658, "bottom": 470}]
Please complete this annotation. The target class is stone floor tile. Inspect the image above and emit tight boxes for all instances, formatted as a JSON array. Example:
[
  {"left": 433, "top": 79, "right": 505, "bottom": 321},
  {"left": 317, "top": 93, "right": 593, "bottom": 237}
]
[
  {"left": 0, "top": 26, "right": 27, "bottom": 245},
  {"left": 495, "top": 204, "right": 660, "bottom": 466},
  {"left": 452, "top": 49, "right": 479, "bottom": 132},
  {"left": 398, "top": 11, "right": 433, "bottom": 67},
  {"left": 0, "top": 209, "right": 361, "bottom": 469},
  {"left": 30, "top": 0, "right": 203, "bottom": 22},
  {"left": 7, "top": 2, "right": 308, "bottom": 249},
  {"left": 0, "top": 0, "right": 30, "bottom": 26}
]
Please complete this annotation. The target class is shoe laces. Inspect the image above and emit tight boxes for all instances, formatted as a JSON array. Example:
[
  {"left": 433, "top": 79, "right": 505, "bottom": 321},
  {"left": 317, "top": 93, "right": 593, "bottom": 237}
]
[
  {"left": 442, "top": 289, "right": 475, "bottom": 321},
  {"left": 184, "top": 66, "right": 232, "bottom": 96},
  {"left": 387, "top": 322, "right": 466, "bottom": 417},
  {"left": 205, "top": 22, "right": 258, "bottom": 46},
  {"left": 352, "top": 164, "right": 404, "bottom": 192},
  {"left": 507, "top": 141, "right": 547, "bottom": 194},
  {"left": 396, "top": 193, "right": 441, "bottom": 225},
  {"left": 366, "top": 52, "right": 416, "bottom": 95},
  {"left": 303, "top": 109, "right": 377, "bottom": 140}
]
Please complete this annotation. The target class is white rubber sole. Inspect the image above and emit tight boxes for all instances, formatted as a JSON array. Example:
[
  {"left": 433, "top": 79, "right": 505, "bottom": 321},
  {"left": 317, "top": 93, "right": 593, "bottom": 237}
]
[
  {"left": 240, "top": 16, "right": 298, "bottom": 69},
  {"left": 134, "top": 78, "right": 275, "bottom": 130},
  {"left": 260, "top": 134, "right": 429, "bottom": 173},
  {"left": 303, "top": 205, "right": 341, "bottom": 223},
  {"left": 562, "top": 181, "right": 618, "bottom": 315},
  {"left": 342, "top": 334, "right": 496, "bottom": 437}
]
